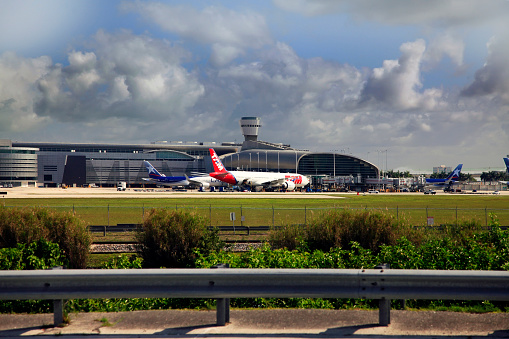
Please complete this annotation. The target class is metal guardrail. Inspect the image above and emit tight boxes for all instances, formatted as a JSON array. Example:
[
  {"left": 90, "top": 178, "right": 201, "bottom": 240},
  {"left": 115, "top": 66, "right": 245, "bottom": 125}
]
[{"left": 1, "top": 267, "right": 508, "bottom": 328}]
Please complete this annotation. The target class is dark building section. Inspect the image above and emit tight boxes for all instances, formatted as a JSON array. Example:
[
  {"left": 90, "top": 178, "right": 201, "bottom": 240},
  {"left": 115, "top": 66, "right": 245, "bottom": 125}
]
[
  {"left": 298, "top": 153, "right": 377, "bottom": 177},
  {"left": 62, "top": 155, "right": 86, "bottom": 186}
]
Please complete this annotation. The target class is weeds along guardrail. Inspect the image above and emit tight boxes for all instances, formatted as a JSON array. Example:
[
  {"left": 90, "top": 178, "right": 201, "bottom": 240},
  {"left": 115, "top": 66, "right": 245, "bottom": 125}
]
[{"left": 3, "top": 205, "right": 509, "bottom": 228}]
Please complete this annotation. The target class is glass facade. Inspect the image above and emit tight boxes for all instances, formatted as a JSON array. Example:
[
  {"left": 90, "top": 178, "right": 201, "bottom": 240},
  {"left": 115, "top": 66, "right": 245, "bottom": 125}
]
[{"left": 0, "top": 147, "right": 38, "bottom": 186}]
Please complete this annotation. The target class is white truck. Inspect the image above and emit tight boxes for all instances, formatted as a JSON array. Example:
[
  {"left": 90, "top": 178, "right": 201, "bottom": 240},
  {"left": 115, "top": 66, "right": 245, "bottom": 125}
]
[{"left": 117, "top": 182, "right": 126, "bottom": 191}]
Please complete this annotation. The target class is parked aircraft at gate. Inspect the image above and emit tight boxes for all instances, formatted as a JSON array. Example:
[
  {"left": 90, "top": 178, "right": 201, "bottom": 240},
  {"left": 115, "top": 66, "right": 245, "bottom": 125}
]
[
  {"left": 208, "top": 148, "right": 309, "bottom": 191},
  {"left": 143, "top": 161, "right": 226, "bottom": 188},
  {"left": 499, "top": 158, "right": 509, "bottom": 185},
  {"left": 425, "top": 164, "right": 463, "bottom": 189}
]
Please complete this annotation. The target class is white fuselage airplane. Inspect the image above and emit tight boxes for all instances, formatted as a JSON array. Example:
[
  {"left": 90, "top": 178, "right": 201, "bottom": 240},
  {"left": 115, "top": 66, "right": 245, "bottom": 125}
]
[{"left": 208, "top": 148, "right": 309, "bottom": 191}]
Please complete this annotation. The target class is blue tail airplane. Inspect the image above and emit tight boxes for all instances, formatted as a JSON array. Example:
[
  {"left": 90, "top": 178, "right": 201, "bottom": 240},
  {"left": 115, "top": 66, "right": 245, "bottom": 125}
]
[
  {"left": 425, "top": 164, "right": 463, "bottom": 190},
  {"left": 499, "top": 158, "right": 509, "bottom": 185},
  {"left": 143, "top": 161, "right": 189, "bottom": 186},
  {"left": 143, "top": 161, "right": 227, "bottom": 189}
]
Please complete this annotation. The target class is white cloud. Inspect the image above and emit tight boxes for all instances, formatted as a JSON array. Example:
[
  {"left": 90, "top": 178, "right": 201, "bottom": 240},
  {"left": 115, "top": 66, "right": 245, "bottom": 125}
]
[
  {"left": 360, "top": 39, "right": 444, "bottom": 111},
  {"left": 461, "top": 35, "right": 509, "bottom": 103},
  {"left": 423, "top": 34, "right": 465, "bottom": 70},
  {"left": 0, "top": 52, "right": 52, "bottom": 132},
  {"left": 33, "top": 30, "right": 205, "bottom": 123},
  {"left": 121, "top": 2, "right": 273, "bottom": 66}
]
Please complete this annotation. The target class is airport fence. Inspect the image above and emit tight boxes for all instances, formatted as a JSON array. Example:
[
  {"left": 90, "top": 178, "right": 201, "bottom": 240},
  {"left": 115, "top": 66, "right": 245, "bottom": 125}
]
[{"left": 3, "top": 205, "right": 509, "bottom": 228}]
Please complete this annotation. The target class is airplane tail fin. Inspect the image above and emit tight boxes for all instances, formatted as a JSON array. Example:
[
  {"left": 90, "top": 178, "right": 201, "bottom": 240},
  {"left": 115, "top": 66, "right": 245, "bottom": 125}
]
[
  {"left": 144, "top": 161, "right": 165, "bottom": 178},
  {"left": 504, "top": 158, "right": 509, "bottom": 172},
  {"left": 209, "top": 148, "right": 227, "bottom": 173},
  {"left": 446, "top": 164, "right": 462, "bottom": 181}
]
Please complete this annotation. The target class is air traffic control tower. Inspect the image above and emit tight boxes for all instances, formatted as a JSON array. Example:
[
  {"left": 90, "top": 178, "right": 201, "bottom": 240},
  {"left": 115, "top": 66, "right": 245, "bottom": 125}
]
[{"left": 239, "top": 117, "right": 261, "bottom": 142}]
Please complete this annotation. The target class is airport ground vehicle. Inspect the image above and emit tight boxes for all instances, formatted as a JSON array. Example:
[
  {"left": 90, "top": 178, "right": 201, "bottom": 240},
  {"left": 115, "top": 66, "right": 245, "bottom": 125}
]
[{"left": 117, "top": 182, "right": 127, "bottom": 191}]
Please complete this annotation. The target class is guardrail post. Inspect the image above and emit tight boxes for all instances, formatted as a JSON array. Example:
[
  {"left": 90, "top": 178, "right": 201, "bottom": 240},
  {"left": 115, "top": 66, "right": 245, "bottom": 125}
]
[
  {"left": 375, "top": 263, "right": 391, "bottom": 326},
  {"left": 51, "top": 266, "right": 64, "bottom": 326},
  {"left": 211, "top": 264, "right": 230, "bottom": 326}
]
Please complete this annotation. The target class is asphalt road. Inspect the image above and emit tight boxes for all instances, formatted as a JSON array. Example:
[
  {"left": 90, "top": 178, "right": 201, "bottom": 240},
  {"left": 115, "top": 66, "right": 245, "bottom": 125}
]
[{"left": 0, "top": 309, "right": 508, "bottom": 338}]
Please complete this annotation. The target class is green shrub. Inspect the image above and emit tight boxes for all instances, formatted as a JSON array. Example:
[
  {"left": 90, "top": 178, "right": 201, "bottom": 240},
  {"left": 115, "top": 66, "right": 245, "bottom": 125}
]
[
  {"left": 268, "top": 224, "right": 307, "bottom": 251},
  {"left": 0, "top": 207, "right": 91, "bottom": 268},
  {"left": 0, "top": 239, "right": 67, "bottom": 270},
  {"left": 270, "top": 209, "right": 407, "bottom": 253},
  {"left": 101, "top": 254, "right": 143, "bottom": 269},
  {"left": 136, "top": 209, "right": 224, "bottom": 268}
]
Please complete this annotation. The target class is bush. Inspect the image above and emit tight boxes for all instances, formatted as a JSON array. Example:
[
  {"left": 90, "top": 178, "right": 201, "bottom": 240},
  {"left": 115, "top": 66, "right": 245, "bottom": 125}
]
[
  {"left": 136, "top": 209, "right": 224, "bottom": 268},
  {"left": 268, "top": 224, "right": 307, "bottom": 251},
  {"left": 101, "top": 254, "right": 143, "bottom": 269},
  {"left": 270, "top": 209, "right": 407, "bottom": 253},
  {"left": 0, "top": 207, "right": 91, "bottom": 268},
  {"left": 0, "top": 239, "right": 67, "bottom": 270}
]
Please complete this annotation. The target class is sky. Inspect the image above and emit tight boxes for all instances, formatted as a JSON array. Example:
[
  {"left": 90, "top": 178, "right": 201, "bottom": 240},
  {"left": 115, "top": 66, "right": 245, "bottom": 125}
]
[{"left": 1, "top": 0, "right": 508, "bottom": 173}]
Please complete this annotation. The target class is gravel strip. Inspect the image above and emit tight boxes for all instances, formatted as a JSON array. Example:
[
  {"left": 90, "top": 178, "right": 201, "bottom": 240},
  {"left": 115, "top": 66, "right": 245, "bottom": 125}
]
[{"left": 91, "top": 242, "right": 264, "bottom": 253}]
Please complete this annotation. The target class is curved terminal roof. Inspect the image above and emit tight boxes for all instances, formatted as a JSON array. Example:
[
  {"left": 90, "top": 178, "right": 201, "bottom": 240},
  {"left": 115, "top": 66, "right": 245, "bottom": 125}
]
[{"left": 221, "top": 150, "right": 379, "bottom": 178}]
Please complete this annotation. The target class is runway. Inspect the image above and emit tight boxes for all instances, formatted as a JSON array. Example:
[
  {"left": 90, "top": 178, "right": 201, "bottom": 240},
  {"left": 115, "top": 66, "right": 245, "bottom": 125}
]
[{"left": 0, "top": 186, "right": 347, "bottom": 199}]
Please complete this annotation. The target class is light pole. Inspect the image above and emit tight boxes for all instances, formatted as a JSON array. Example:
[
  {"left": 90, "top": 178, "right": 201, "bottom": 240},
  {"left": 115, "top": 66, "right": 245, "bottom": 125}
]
[
  {"left": 295, "top": 151, "right": 298, "bottom": 173},
  {"left": 265, "top": 151, "right": 267, "bottom": 172},
  {"left": 257, "top": 152, "right": 260, "bottom": 171},
  {"left": 249, "top": 153, "right": 252, "bottom": 171},
  {"left": 330, "top": 150, "right": 338, "bottom": 177}
]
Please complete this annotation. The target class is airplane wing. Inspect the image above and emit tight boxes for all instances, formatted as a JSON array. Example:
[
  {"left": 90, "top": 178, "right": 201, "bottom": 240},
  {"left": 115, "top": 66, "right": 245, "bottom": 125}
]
[
  {"left": 185, "top": 174, "right": 203, "bottom": 186},
  {"left": 241, "top": 177, "right": 279, "bottom": 187}
]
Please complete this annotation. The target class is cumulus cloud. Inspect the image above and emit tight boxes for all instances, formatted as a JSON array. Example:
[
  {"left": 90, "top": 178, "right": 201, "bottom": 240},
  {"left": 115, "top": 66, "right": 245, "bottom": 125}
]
[
  {"left": 0, "top": 30, "right": 208, "bottom": 143},
  {"left": 360, "top": 39, "right": 444, "bottom": 111},
  {"left": 423, "top": 34, "right": 464, "bottom": 70},
  {"left": 121, "top": 2, "right": 273, "bottom": 66},
  {"left": 0, "top": 52, "right": 52, "bottom": 132},
  {"left": 461, "top": 36, "right": 509, "bottom": 103},
  {"left": 34, "top": 30, "right": 205, "bottom": 123}
]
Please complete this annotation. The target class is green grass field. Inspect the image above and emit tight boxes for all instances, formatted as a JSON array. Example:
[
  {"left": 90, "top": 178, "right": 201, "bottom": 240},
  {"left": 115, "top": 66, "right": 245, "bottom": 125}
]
[{"left": 3, "top": 194, "right": 509, "bottom": 227}]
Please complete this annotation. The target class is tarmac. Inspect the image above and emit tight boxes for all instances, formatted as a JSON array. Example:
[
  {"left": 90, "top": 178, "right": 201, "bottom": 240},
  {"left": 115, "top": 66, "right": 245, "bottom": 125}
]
[
  {"left": 1, "top": 186, "right": 508, "bottom": 199},
  {"left": 0, "top": 309, "right": 508, "bottom": 338}
]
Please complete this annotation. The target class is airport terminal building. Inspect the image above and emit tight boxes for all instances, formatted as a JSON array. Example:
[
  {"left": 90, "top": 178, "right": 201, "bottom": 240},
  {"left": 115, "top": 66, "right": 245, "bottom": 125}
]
[
  {"left": 4, "top": 117, "right": 380, "bottom": 189},
  {"left": 0, "top": 140, "right": 38, "bottom": 188}
]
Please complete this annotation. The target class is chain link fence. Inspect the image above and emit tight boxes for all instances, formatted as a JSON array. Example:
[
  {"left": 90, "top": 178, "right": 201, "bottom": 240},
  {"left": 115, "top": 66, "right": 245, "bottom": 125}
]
[{"left": 6, "top": 205, "right": 508, "bottom": 228}]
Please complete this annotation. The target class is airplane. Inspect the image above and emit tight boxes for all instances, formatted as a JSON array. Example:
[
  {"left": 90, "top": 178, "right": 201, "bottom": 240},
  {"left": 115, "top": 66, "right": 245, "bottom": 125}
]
[
  {"left": 207, "top": 148, "right": 310, "bottom": 191},
  {"left": 425, "top": 164, "right": 463, "bottom": 190},
  {"left": 499, "top": 157, "right": 509, "bottom": 185},
  {"left": 143, "top": 161, "right": 226, "bottom": 189}
]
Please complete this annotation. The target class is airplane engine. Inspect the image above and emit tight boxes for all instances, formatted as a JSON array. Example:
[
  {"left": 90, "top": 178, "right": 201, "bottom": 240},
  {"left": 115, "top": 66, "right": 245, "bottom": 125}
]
[
  {"left": 282, "top": 180, "right": 296, "bottom": 191},
  {"left": 201, "top": 182, "right": 210, "bottom": 189}
]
